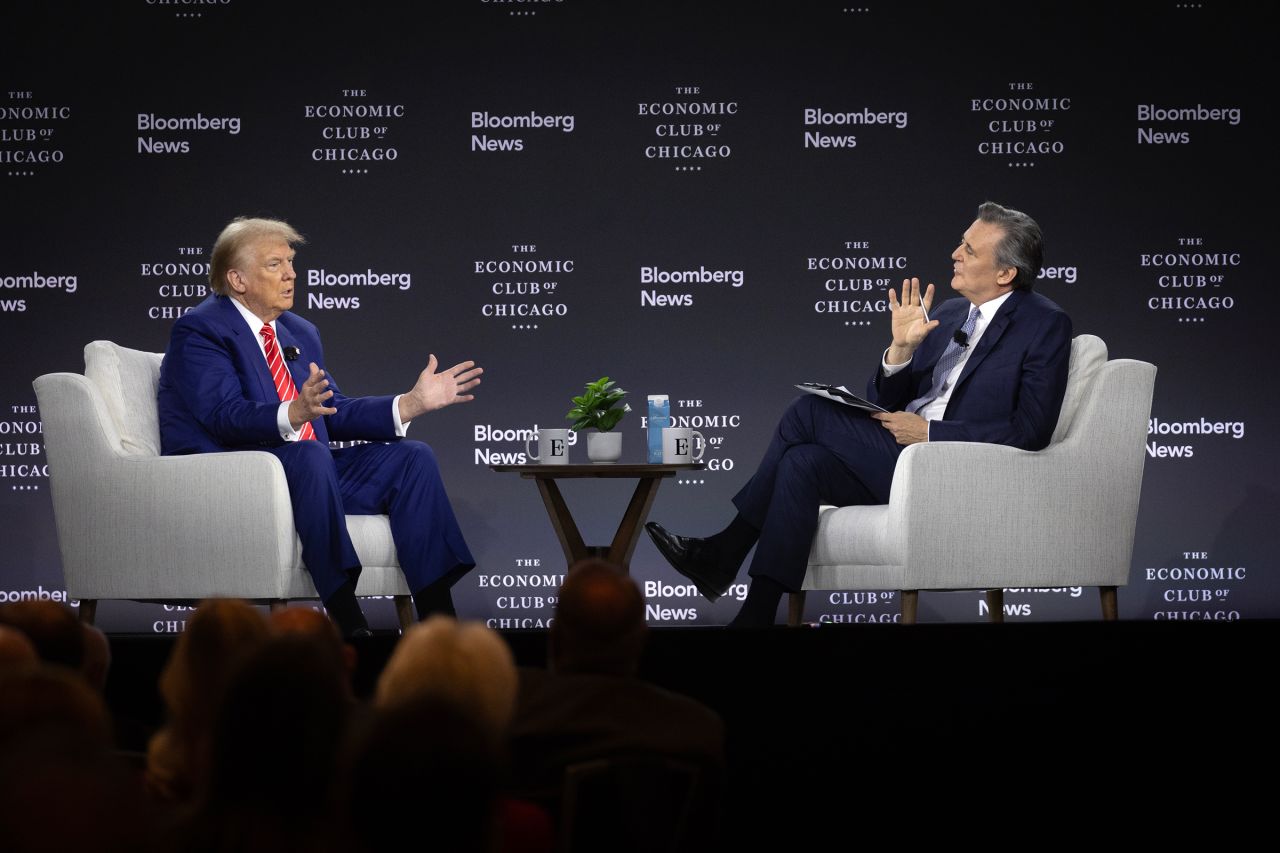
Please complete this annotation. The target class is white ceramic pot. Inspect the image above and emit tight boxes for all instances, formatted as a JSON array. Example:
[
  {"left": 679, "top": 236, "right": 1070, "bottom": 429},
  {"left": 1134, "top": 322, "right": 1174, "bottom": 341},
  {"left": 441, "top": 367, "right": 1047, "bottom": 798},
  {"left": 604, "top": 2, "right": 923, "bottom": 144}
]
[{"left": 586, "top": 431, "right": 622, "bottom": 463}]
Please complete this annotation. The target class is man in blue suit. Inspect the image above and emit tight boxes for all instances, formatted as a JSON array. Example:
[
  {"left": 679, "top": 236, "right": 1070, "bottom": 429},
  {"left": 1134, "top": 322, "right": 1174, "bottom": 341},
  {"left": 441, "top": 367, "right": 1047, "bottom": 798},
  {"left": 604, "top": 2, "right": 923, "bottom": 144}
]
[
  {"left": 647, "top": 202, "right": 1073, "bottom": 627},
  {"left": 158, "top": 217, "right": 482, "bottom": 637}
]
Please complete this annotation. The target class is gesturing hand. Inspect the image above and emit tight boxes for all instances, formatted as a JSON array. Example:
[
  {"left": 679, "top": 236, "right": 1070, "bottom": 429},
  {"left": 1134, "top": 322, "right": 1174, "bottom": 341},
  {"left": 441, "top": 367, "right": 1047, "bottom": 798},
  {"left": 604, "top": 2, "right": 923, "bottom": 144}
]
[
  {"left": 288, "top": 362, "right": 337, "bottom": 430},
  {"left": 399, "top": 355, "right": 484, "bottom": 422},
  {"left": 886, "top": 277, "right": 939, "bottom": 363}
]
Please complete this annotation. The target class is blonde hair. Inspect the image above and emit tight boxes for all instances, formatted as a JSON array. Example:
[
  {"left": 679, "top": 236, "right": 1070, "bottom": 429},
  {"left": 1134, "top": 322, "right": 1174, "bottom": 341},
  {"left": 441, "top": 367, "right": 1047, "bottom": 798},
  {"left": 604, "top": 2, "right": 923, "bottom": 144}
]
[
  {"left": 208, "top": 217, "right": 305, "bottom": 295},
  {"left": 375, "top": 616, "right": 517, "bottom": 736}
]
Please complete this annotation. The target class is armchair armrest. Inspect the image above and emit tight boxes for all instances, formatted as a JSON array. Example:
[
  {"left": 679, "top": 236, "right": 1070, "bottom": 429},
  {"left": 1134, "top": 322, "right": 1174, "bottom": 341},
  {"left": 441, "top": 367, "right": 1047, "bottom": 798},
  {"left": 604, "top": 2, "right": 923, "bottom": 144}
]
[
  {"left": 887, "top": 440, "right": 1127, "bottom": 589},
  {"left": 36, "top": 372, "right": 300, "bottom": 600}
]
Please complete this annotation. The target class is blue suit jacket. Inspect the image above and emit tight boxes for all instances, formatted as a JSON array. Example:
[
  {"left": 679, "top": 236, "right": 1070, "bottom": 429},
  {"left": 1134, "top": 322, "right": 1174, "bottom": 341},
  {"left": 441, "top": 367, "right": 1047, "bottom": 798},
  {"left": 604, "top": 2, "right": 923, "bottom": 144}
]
[
  {"left": 158, "top": 294, "right": 398, "bottom": 455},
  {"left": 867, "top": 289, "right": 1072, "bottom": 451}
]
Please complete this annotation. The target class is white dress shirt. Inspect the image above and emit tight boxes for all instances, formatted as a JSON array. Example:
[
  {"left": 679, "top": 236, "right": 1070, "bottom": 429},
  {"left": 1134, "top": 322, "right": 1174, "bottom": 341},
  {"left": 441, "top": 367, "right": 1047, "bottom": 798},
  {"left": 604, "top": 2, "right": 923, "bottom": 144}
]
[
  {"left": 880, "top": 291, "right": 1013, "bottom": 437},
  {"left": 228, "top": 297, "right": 407, "bottom": 441}
]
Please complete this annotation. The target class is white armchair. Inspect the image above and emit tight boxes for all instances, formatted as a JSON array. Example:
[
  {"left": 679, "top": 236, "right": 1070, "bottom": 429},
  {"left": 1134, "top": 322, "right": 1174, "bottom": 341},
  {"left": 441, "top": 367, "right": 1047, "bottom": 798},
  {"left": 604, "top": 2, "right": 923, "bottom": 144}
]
[
  {"left": 790, "top": 335, "right": 1156, "bottom": 624},
  {"left": 33, "top": 341, "right": 413, "bottom": 628}
]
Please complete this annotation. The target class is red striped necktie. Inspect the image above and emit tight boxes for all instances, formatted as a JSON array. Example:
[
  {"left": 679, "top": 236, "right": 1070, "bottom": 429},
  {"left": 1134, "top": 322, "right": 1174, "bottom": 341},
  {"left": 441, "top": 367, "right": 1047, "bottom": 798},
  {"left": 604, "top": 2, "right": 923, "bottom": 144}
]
[{"left": 260, "top": 323, "right": 316, "bottom": 441}]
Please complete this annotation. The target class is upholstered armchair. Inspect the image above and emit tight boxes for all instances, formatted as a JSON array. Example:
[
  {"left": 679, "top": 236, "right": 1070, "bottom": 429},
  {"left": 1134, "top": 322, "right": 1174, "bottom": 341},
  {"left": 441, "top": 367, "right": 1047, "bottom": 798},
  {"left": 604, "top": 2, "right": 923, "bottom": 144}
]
[
  {"left": 33, "top": 341, "right": 413, "bottom": 627},
  {"left": 790, "top": 335, "right": 1156, "bottom": 624}
]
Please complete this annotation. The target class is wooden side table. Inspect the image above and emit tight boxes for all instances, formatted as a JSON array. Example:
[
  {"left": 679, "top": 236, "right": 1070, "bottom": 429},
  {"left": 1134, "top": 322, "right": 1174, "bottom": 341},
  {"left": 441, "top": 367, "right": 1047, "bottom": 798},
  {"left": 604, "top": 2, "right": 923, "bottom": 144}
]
[{"left": 490, "top": 463, "right": 703, "bottom": 571}]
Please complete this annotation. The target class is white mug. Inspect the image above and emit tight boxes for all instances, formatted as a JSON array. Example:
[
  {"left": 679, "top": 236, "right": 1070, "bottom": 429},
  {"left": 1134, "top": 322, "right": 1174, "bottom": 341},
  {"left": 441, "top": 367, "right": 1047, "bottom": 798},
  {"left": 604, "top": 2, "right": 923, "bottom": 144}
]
[
  {"left": 662, "top": 427, "right": 705, "bottom": 464},
  {"left": 526, "top": 428, "right": 571, "bottom": 464}
]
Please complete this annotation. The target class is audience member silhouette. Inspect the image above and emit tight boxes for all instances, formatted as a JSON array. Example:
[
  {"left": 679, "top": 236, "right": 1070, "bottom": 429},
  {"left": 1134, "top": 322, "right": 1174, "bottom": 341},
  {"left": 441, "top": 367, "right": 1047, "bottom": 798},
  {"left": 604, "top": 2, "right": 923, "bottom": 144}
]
[
  {"left": 506, "top": 559, "right": 726, "bottom": 849},
  {"left": 375, "top": 615, "right": 518, "bottom": 732},
  {"left": 145, "top": 598, "right": 270, "bottom": 804},
  {"left": 0, "top": 599, "right": 84, "bottom": 671},
  {"left": 2, "top": 593, "right": 731, "bottom": 853},
  {"left": 172, "top": 633, "right": 356, "bottom": 853},
  {"left": 81, "top": 622, "right": 112, "bottom": 693},
  {"left": 0, "top": 664, "right": 159, "bottom": 853},
  {"left": 347, "top": 697, "right": 505, "bottom": 853},
  {"left": 0, "top": 624, "right": 38, "bottom": 673},
  {"left": 362, "top": 616, "right": 553, "bottom": 853},
  {"left": 268, "top": 605, "right": 358, "bottom": 687}
]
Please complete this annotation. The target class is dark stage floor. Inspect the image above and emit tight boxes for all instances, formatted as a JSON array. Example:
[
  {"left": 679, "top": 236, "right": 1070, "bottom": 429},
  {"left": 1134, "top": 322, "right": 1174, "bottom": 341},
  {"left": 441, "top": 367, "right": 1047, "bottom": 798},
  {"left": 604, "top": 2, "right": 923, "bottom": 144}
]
[{"left": 102, "top": 620, "right": 1274, "bottom": 846}]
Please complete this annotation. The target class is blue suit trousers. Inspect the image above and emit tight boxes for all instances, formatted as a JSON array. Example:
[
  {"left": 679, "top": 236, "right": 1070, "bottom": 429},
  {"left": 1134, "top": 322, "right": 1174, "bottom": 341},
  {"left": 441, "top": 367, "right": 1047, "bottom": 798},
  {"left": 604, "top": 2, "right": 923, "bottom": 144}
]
[{"left": 267, "top": 439, "right": 474, "bottom": 601}]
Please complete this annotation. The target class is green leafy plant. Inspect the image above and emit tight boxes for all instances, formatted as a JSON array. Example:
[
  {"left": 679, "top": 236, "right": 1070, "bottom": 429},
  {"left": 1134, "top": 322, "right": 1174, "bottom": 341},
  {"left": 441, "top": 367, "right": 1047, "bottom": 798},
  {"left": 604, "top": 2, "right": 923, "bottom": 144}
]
[{"left": 566, "top": 376, "right": 630, "bottom": 432}]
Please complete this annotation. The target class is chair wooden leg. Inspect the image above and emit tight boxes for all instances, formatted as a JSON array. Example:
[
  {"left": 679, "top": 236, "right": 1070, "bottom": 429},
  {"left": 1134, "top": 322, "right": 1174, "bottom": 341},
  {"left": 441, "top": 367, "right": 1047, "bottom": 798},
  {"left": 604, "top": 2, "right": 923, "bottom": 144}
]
[
  {"left": 1099, "top": 586, "right": 1118, "bottom": 621},
  {"left": 900, "top": 590, "right": 918, "bottom": 624},
  {"left": 77, "top": 599, "right": 97, "bottom": 625},
  {"left": 787, "top": 591, "right": 806, "bottom": 626},
  {"left": 394, "top": 595, "right": 414, "bottom": 633},
  {"left": 986, "top": 589, "right": 1004, "bottom": 623}
]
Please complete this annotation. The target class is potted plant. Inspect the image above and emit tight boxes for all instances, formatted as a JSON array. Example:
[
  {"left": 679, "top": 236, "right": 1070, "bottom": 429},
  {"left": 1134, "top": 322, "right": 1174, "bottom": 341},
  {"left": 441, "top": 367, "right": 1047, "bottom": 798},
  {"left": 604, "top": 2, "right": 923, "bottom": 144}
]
[{"left": 566, "top": 376, "right": 630, "bottom": 463}]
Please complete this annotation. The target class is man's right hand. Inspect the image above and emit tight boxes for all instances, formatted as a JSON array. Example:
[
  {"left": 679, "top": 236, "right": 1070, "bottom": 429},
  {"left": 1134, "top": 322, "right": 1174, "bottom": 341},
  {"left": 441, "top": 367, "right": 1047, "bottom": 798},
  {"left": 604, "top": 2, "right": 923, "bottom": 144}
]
[
  {"left": 886, "top": 277, "right": 939, "bottom": 365},
  {"left": 288, "top": 362, "right": 337, "bottom": 430}
]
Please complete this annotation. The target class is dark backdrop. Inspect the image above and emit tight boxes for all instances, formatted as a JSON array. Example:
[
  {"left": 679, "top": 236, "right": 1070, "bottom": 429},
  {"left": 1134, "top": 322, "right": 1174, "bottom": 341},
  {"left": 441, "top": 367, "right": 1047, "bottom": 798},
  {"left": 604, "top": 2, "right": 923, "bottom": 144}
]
[{"left": 2, "top": 1, "right": 1273, "bottom": 632}]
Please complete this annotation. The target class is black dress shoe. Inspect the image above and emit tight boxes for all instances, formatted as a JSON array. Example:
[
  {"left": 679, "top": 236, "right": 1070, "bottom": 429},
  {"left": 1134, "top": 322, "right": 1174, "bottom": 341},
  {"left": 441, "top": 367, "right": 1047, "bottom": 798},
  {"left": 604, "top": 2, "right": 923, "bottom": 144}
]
[
  {"left": 346, "top": 627, "right": 374, "bottom": 640},
  {"left": 645, "top": 522, "right": 735, "bottom": 602}
]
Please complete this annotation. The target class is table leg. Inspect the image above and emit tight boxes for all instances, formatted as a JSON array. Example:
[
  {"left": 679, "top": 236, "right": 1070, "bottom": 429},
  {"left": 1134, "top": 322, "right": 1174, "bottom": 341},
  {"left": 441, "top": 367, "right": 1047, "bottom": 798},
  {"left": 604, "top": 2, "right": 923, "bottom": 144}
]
[
  {"left": 607, "top": 475, "right": 665, "bottom": 570},
  {"left": 534, "top": 477, "right": 588, "bottom": 565}
]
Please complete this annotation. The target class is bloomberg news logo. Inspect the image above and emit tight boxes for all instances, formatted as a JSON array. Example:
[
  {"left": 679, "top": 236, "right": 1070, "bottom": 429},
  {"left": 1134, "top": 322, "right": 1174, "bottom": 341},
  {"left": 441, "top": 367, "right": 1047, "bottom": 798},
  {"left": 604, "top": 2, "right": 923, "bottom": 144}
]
[
  {"left": 802, "top": 106, "right": 908, "bottom": 151},
  {"left": 0, "top": 586, "right": 70, "bottom": 604},
  {"left": 136, "top": 111, "right": 241, "bottom": 155},
  {"left": 638, "top": 264, "right": 743, "bottom": 309},
  {"left": 1136, "top": 102, "right": 1242, "bottom": 145},
  {"left": 472, "top": 422, "right": 578, "bottom": 466},
  {"left": 0, "top": 270, "right": 78, "bottom": 314},
  {"left": 304, "top": 265, "right": 412, "bottom": 311},
  {"left": 1146, "top": 414, "right": 1245, "bottom": 459}
]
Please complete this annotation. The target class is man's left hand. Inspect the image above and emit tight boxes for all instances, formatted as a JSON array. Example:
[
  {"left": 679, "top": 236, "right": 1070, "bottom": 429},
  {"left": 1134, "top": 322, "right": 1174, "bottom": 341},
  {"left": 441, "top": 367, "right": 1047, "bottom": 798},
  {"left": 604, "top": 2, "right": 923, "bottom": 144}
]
[
  {"left": 871, "top": 411, "right": 929, "bottom": 445},
  {"left": 399, "top": 355, "right": 483, "bottom": 423}
]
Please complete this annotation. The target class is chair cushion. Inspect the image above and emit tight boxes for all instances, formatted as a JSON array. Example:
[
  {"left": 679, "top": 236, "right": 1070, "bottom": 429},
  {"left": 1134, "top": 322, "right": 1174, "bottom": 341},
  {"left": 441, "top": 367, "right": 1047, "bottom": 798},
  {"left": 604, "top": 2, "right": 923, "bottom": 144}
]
[
  {"left": 1050, "top": 334, "right": 1108, "bottom": 444},
  {"left": 83, "top": 340, "right": 164, "bottom": 457}
]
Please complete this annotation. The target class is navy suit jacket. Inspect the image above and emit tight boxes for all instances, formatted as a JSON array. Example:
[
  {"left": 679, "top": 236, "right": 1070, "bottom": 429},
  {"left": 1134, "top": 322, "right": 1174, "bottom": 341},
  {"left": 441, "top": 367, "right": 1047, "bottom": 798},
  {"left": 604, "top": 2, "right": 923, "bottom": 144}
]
[
  {"left": 158, "top": 294, "right": 399, "bottom": 455},
  {"left": 867, "top": 289, "right": 1072, "bottom": 451}
]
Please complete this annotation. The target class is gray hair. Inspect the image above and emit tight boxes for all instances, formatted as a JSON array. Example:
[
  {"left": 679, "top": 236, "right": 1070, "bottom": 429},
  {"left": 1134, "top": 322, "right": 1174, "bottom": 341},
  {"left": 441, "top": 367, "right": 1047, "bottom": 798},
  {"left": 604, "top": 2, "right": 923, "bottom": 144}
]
[
  {"left": 375, "top": 616, "right": 517, "bottom": 736},
  {"left": 977, "top": 201, "right": 1043, "bottom": 291},
  {"left": 209, "top": 216, "right": 305, "bottom": 295}
]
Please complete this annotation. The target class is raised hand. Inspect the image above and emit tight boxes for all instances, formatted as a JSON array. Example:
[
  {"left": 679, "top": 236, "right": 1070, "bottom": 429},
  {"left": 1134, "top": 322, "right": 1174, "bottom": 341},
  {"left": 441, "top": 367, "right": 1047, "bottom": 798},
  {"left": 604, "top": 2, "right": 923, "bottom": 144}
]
[
  {"left": 288, "top": 362, "right": 338, "bottom": 430},
  {"left": 399, "top": 354, "right": 484, "bottom": 422},
  {"left": 886, "top": 277, "right": 939, "bottom": 363}
]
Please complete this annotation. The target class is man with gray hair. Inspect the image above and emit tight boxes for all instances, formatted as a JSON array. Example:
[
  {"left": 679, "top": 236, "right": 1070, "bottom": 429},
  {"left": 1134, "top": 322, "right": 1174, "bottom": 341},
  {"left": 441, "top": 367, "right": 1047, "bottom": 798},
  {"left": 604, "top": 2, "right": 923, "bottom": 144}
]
[
  {"left": 158, "top": 217, "right": 482, "bottom": 637},
  {"left": 375, "top": 615, "right": 518, "bottom": 737},
  {"left": 647, "top": 202, "right": 1072, "bottom": 626}
]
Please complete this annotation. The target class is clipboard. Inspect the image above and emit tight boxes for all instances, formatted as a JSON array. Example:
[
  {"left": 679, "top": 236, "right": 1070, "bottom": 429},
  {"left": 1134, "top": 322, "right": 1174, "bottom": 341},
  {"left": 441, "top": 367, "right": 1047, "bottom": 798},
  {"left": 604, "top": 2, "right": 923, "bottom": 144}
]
[{"left": 794, "top": 382, "right": 888, "bottom": 413}]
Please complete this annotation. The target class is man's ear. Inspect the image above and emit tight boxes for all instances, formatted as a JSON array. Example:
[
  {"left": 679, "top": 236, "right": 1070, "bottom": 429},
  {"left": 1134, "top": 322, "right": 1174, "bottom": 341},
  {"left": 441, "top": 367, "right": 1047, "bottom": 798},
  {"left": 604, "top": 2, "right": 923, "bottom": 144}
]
[
  {"left": 996, "top": 266, "right": 1017, "bottom": 288},
  {"left": 226, "top": 269, "right": 245, "bottom": 294}
]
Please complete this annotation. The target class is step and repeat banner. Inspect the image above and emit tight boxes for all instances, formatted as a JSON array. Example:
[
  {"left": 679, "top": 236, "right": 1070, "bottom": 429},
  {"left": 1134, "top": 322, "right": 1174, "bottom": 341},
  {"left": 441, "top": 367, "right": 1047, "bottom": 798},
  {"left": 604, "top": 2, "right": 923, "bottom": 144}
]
[{"left": 2, "top": 1, "right": 1274, "bottom": 632}]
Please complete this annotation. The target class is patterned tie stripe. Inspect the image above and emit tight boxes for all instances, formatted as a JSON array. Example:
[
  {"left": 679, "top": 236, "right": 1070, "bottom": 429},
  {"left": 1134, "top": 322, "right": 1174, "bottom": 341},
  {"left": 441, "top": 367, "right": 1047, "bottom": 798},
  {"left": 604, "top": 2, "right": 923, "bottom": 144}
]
[
  {"left": 260, "top": 324, "right": 316, "bottom": 441},
  {"left": 909, "top": 305, "right": 980, "bottom": 415}
]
